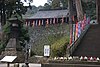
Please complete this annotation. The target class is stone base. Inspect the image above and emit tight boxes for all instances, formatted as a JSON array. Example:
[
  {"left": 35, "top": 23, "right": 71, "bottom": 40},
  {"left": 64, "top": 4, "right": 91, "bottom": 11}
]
[
  {"left": 0, "top": 38, "right": 25, "bottom": 62},
  {"left": 1, "top": 49, "right": 25, "bottom": 63}
]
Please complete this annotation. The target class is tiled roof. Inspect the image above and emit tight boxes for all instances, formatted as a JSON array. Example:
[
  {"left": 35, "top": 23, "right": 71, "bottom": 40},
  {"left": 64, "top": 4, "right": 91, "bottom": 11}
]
[{"left": 28, "top": 9, "right": 69, "bottom": 19}]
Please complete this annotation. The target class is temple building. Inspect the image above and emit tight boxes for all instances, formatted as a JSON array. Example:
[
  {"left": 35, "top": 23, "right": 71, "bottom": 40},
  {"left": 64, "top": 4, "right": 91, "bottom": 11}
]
[{"left": 25, "top": 9, "right": 69, "bottom": 27}]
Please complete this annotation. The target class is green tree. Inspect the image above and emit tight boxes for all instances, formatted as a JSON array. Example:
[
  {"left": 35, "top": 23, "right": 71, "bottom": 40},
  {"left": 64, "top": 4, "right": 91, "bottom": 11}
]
[
  {"left": 0, "top": 0, "right": 32, "bottom": 53},
  {"left": 47, "top": 0, "right": 68, "bottom": 9},
  {"left": 82, "top": 0, "right": 96, "bottom": 19},
  {"left": 0, "top": 0, "right": 33, "bottom": 26},
  {"left": 51, "top": 0, "right": 61, "bottom": 9},
  {"left": 43, "top": 3, "right": 51, "bottom": 9},
  {"left": 60, "top": 0, "right": 68, "bottom": 9}
]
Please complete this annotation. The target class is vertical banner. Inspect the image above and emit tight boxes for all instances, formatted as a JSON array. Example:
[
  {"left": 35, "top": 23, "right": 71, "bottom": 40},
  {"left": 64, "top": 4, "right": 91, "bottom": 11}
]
[
  {"left": 69, "top": 24, "right": 73, "bottom": 45},
  {"left": 32, "top": 20, "right": 35, "bottom": 27},
  {"left": 72, "top": 16, "right": 74, "bottom": 21},
  {"left": 57, "top": 18, "right": 58, "bottom": 23},
  {"left": 72, "top": 24, "right": 76, "bottom": 42},
  {"left": 39, "top": 20, "right": 41, "bottom": 26},
  {"left": 25, "top": 21, "right": 28, "bottom": 26},
  {"left": 42, "top": 20, "right": 44, "bottom": 25},
  {"left": 87, "top": 17, "right": 90, "bottom": 24},
  {"left": 62, "top": 16, "right": 64, "bottom": 24},
  {"left": 81, "top": 20, "right": 84, "bottom": 31},
  {"left": 50, "top": 18, "right": 52, "bottom": 24},
  {"left": 35, "top": 20, "right": 38, "bottom": 26},
  {"left": 46, "top": 19, "right": 49, "bottom": 27},
  {"left": 84, "top": 15, "right": 86, "bottom": 27},
  {"left": 78, "top": 22, "right": 81, "bottom": 38},
  {"left": 53, "top": 18, "right": 56, "bottom": 24},
  {"left": 75, "top": 21, "right": 78, "bottom": 41},
  {"left": 28, "top": 21, "right": 30, "bottom": 26},
  {"left": 44, "top": 45, "right": 50, "bottom": 57}
]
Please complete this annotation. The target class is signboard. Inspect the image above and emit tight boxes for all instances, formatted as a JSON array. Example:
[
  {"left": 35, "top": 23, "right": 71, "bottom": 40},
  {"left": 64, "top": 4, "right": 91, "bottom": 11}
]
[
  {"left": 0, "top": 56, "right": 17, "bottom": 62},
  {"left": 44, "top": 45, "right": 50, "bottom": 56}
]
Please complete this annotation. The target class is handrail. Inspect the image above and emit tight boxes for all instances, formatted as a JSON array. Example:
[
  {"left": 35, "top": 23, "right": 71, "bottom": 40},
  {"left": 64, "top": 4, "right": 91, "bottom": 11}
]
[{"left": 67, "top": 24, "right": 90, "bottom": 56}]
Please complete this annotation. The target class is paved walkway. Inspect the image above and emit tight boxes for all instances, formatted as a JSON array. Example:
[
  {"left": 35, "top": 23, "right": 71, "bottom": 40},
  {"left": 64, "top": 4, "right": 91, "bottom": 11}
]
[{"left": 0, "top": 63, "right": 41, "bottom": 67}]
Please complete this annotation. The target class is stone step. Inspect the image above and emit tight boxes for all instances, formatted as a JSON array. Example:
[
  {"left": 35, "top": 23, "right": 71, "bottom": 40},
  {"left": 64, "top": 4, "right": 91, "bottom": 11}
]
[{"left": 73, "top": 24, "right": 100, "bottom": 57}]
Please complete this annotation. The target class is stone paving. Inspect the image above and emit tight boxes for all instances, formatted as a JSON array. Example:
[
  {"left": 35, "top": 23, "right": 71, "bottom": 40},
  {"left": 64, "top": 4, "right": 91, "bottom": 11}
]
[{"left": 0, "top": 63, "right": 41, "bottom": 67}]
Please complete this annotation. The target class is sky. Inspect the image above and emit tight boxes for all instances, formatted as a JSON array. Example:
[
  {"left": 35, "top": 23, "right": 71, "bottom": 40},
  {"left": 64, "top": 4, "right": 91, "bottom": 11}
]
[{"left": 21, "top": 0, "right": 47, "bottom": 7}]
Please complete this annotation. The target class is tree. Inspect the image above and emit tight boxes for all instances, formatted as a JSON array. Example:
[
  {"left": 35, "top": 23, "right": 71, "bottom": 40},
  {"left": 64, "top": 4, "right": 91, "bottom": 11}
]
[
  {"left": 60, "top": 0, "right": 68, "bottom": 9},
  {"left": 0, "top": 0, "right": 33, "bottom": 52},
  {"left": 47, "top": 0, "right": 68, "bottom": 9},
  {"left": 0, "top": 0, "right": 33, "bottom": 26},
  {"left": 75, "top": 0, "right": 84, "bottom": 21},
  {"left": 51, "top": 0, "right": 61, "bottom": 9},
  {"left": 43, "top": 3, "right": 51, "bottom": 9},
  {"left": 82, "top": 0, "right": 96, "bottom": 19},
  {"left": 96, "top": 0, "right": 100, "bottom": 23}
]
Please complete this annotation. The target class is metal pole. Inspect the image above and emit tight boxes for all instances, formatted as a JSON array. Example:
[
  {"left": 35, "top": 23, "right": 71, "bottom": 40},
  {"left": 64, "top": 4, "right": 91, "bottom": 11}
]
[
  {"left": 7, "top": 62, "right": 10, "bottom": 67},
  {"left": 25, "top": 41, "right": 29, "bottom": 67}
]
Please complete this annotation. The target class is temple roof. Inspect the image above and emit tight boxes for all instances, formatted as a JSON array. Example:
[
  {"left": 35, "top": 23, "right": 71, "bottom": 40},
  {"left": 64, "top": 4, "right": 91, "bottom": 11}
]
[{"left": 27, "top": 9, "right": 69, "bottom": 19}]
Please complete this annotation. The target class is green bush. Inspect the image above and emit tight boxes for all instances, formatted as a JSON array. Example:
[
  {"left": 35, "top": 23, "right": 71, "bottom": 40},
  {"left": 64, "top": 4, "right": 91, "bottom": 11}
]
[{"left": 51, "top": 35, "right": 69, "bottom": 57}]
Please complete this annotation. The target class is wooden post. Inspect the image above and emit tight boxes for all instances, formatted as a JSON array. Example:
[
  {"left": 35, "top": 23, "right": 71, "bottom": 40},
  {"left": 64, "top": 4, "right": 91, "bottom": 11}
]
[{"left": 7, "top": 62, "right": 10, "bottom": 67}]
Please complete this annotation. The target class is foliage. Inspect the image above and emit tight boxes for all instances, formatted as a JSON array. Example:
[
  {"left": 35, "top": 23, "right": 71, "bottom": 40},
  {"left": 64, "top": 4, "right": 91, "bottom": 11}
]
[
  {"left": 51, "top": 34, "right": 69, "bottom": 57},
  {"left": 19, "top": 26, "right": 30, "bottom": 47},
  {"left": 2, "top": 11, "right": 30, "bottom": 51},
  {"left": 60, "top": 0, "right": 68, "bottom": 8},
  {"left": 43, "top": 3, "right": 51, "bottom": 9},
  {"left": 3, "top": 21, "right": 11, "bottom": 36},
  {"left": 82, "top": 0, "right": 96, "bottom": 19},
  {"left": 6, "top": 1, "right": 27, "bottom": 19},
  {"left": 51, "top": 0, "right": 60, "bottom": 9},
  {"left": 0, "top": 0, "right": 31, "bottom": 53},
  {"left": 0, "top": 0, "right": 33, "bottom": 26},
  {"left": 30, "top": 24, "right": 69, "bottom": 56},
  {"left": 0, "top": 42, "right": 8, "bottom": 54},
  {"left": 47, "top": 0, "right": 68, "bottom": 9}
]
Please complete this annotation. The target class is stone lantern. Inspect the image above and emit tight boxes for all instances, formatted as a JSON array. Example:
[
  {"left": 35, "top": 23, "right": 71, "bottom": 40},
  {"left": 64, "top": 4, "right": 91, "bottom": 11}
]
[
  {"left": 8, "top": 17, "right": 20, "bottom": 39},
  {"left": 5, "top": 17, "right": 22, "bottom": 51},
  {"left": 3, "top": 16, "right": 25, "bottom": 62}
]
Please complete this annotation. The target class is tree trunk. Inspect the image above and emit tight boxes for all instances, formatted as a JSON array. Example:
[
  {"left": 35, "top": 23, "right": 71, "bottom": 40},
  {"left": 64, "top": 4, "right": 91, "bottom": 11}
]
[
  {"left": 75, "top": 0, "right": 84, "bottom": 21},
  {"left": 68, "top": 0, "right": 73, "bottom": 45},
  {"left": 0, "top": 0, "right": 6, "bottom": 44},
  {"left": 96, "top": 0, "right": 100, "bottom": 23}
]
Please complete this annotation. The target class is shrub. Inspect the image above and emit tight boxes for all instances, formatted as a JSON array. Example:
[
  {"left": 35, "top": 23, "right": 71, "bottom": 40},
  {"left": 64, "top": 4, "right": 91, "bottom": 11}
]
[{"left": 51, "top": 35, "right": 69, "bottom": 57}]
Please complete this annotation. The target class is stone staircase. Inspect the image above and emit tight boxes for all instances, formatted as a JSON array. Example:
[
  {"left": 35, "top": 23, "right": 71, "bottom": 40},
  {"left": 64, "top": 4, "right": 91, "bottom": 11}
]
[{"left": 73, "top": 24, "right": 100, "bottom": 57}]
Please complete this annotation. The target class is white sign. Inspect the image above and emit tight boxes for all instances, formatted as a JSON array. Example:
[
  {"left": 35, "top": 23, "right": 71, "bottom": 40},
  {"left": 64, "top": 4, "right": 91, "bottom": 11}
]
[
  {"left": 44, "top": 45, "right": 50, "bottom": 56},
  {"left": 0, "top": 56, "right": 17, "bottom": 62}
]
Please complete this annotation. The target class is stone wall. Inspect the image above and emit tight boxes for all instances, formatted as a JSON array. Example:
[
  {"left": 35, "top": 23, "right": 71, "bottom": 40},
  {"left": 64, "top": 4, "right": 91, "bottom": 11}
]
[{"left": 28, "top": 23, "right": 69, "bottom": 56}]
